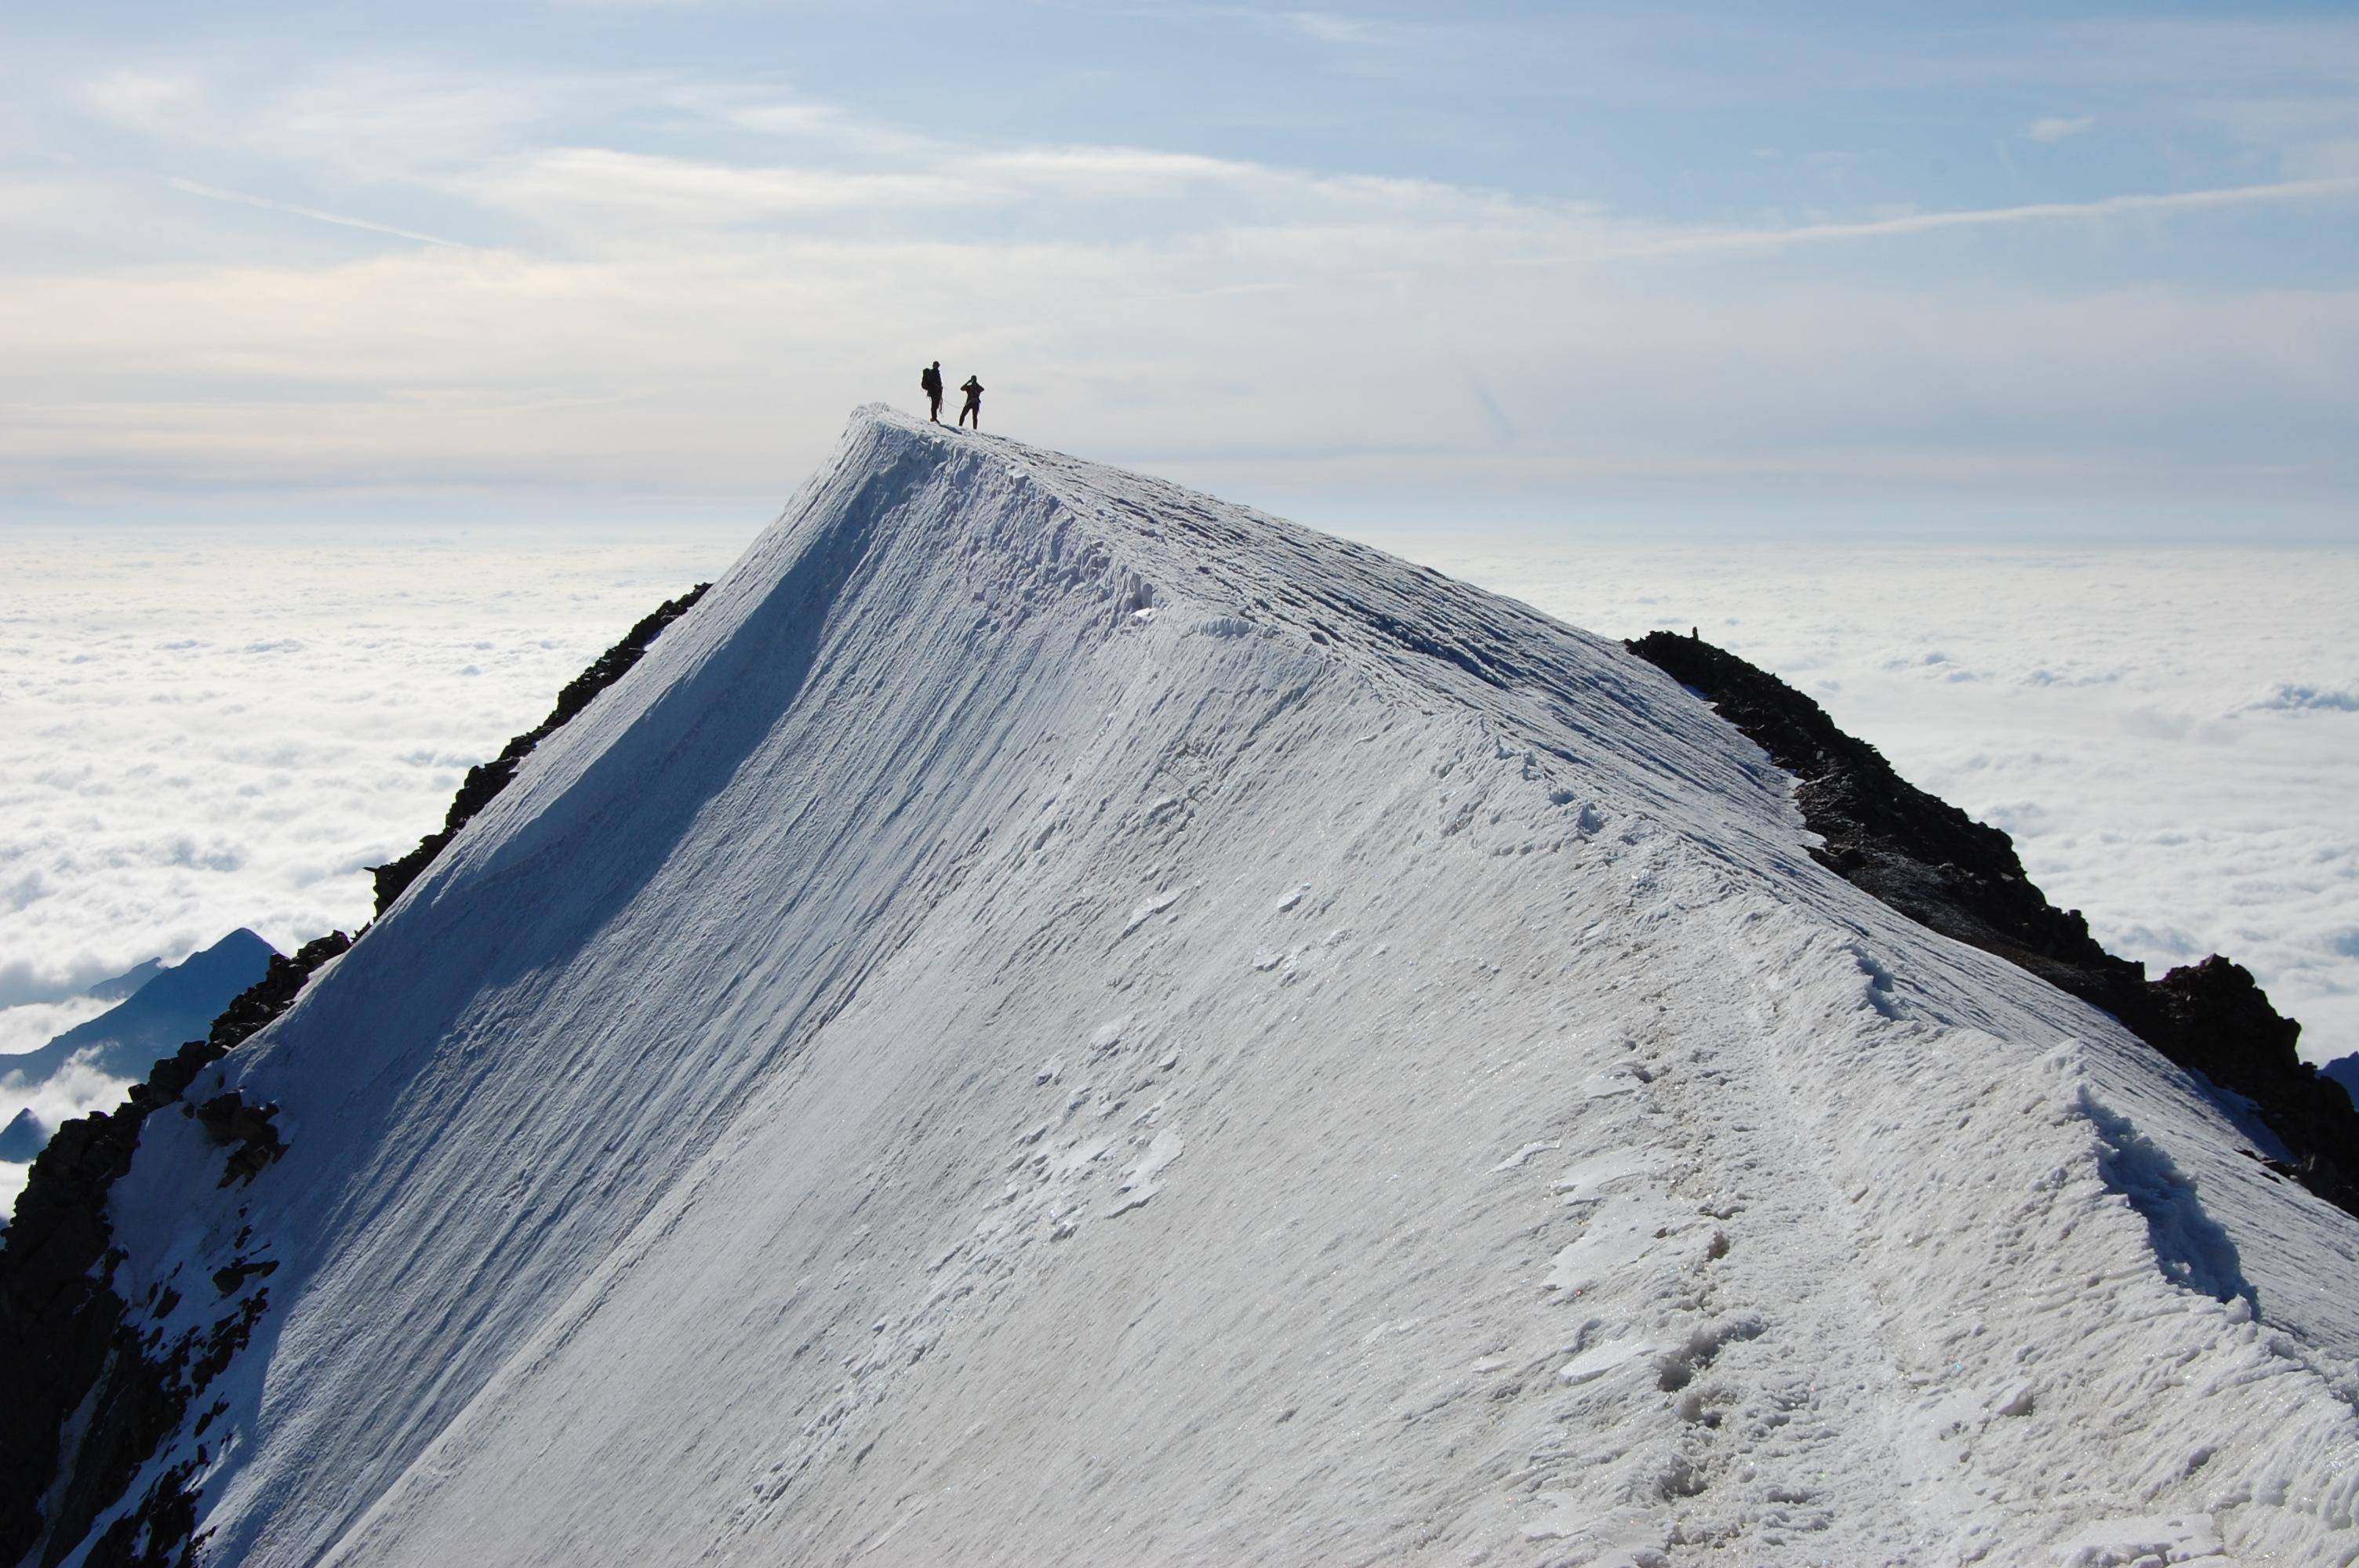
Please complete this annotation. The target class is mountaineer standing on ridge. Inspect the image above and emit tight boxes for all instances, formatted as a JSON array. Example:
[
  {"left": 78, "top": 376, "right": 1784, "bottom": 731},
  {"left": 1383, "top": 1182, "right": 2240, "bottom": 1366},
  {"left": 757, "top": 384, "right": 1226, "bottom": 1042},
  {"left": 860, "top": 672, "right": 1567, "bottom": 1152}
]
[
  {"left": 920, "top": 361, "right": 944, "bottom": 423},
  {"left": 958, "top": 374, "right": 983, "bottom": 430}
]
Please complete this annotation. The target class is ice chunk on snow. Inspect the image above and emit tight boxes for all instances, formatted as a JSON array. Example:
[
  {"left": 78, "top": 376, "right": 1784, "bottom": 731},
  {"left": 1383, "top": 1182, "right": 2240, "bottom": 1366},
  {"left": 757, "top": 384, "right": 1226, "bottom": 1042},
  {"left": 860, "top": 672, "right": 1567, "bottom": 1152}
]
[
  {"left": 1491, "top": 1140, "right": 1558, "bottom": 1172},
  {"left": 2052, "top": 1512, "right": 2225, "bottom": 1566},
  {"left": 1121, "top": 1130, "right": 1183, "bottom": 1193},
  {"left": 1550, "top": 1148, "right": 1667, "bottom": 1195},
  {"left": 1103, "top": 1130, "right": 1183, "bottom": 1218},
  {"left": 1556, "top": 1335, "right": 1660, "bottom": 1388},
  {"left": 1121, "top": 892, "right": 1180, "bottom": 935},
  {"left": 1544, "top": 1194, "right": 1692, "bottom": 1297}
]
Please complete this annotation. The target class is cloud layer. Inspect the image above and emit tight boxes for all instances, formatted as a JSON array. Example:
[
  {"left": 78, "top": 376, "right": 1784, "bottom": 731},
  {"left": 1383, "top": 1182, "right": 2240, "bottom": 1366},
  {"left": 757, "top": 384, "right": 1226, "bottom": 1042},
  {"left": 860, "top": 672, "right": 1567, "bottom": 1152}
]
[
  {"left": 5, "top": 521, "right": 2352, "bottom": 1098},
  {"left": 5, "top": 20, "right": 2357, "bottom": 532},
  {"left": 1403, "top": 536, "right": 2359, "bottom": 1064},
  {"left": 0, "top": 520, "right": 741, "bottom": 1011}
]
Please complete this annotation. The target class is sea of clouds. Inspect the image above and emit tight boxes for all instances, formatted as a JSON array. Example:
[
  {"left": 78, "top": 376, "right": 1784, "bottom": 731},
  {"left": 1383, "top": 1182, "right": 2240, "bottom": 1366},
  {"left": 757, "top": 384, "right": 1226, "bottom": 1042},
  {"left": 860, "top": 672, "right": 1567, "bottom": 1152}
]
[
  {"left": 0, "top": 518, "right": 746, "bottom": 1206},
  {"left": 4, "top": 523, "right": 2353, "bottom": 1210},
  {"left": 1398, "top": 538, "right": 2359, "bottom": 1069}
]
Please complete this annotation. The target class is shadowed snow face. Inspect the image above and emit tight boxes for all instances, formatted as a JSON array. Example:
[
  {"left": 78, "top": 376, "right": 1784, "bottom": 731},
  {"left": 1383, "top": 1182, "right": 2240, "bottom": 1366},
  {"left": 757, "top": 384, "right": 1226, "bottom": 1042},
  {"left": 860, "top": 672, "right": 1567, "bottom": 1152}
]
[
  {"left": 0, "top": 519, "right": 743, "bottom": 1007},
  {"left": 0, "top": 520, "right": 740, "bottom": 1207},
  {"left": 1, "top": 524, "right": 2353, "bottom": 1083}
]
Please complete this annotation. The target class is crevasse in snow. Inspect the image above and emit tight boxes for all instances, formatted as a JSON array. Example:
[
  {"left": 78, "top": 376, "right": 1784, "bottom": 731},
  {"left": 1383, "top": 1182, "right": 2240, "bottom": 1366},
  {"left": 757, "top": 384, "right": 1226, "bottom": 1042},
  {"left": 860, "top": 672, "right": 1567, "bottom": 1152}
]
[{"left": 68, "top": 407, "right": 2359, "bottom": 1565}]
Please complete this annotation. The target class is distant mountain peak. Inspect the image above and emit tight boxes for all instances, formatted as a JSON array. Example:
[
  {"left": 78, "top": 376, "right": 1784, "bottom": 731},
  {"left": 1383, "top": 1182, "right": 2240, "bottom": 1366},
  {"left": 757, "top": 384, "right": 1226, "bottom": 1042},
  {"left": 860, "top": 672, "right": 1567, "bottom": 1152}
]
[
  {"left": 0, "top": 927, "right": 281, "bottom": 1092},
  {"left": 81, "top": 957, "right": 162, "bottom": 1004}
]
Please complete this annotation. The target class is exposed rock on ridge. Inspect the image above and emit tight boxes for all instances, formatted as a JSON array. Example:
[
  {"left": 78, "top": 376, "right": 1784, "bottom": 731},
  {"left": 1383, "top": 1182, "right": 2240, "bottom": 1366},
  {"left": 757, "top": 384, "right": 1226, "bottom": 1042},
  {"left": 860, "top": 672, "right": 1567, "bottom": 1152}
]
[
  {"left": 2, "top": 573, "right": 714, "bottom": 1565},
  {"left": 369, "top": 582, "right": 711, "bottom": 915},
  {"left": 1627, "top": 628, "right": 2356, "bottom": 1216},
  {"left": 0, "top": 932, "right": 350, "bottom": 1568},
  {"left": 13, "top": 410, "right": 2358, "bottom": 1565}
]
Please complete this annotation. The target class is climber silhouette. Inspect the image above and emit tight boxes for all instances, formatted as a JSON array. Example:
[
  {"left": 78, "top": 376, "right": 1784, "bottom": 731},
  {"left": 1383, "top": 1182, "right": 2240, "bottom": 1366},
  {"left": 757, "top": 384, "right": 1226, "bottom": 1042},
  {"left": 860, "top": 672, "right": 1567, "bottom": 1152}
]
[
  {"left": 958, "top": 375, "right": 983, "bottom": 430},
  {"left": 920, "top": 361, "right": 944, "bottom": 423}
]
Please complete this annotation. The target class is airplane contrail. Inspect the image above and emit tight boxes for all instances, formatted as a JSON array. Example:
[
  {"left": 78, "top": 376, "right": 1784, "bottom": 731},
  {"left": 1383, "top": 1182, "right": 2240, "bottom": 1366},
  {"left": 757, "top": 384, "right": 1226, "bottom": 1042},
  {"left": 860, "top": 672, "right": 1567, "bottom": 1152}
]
[{"left": 165, "top": 177, "right": 473, "bottom": 249}]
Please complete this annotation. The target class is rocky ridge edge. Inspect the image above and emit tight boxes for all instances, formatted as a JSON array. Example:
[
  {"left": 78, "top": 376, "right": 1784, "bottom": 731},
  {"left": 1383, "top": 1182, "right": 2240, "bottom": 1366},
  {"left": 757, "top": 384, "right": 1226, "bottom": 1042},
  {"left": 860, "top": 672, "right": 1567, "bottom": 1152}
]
[
  {"left": 0, "top": 581, "right": 711, "bottom": 1567},
  {"left": 1627, "top": 629, "right": 2357, "bottom": 1218},
  {"left": 369, "top": 582, "right": 711, "bottom": 915},
  {"left": 0, "top": 932, "right": 351, "bottom": 1568}
]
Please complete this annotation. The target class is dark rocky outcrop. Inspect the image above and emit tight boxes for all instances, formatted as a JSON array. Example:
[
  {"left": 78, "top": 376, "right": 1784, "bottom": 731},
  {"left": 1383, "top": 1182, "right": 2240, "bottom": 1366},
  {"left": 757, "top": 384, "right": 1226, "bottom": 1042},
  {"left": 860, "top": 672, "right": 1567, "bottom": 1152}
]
[
  {"left": 0, "top": 932, "right": 348, "bottom": 1568},
  {"left": 1628, "top": 629, "right": 2358, "bottom": 1218},
  {"left": 192, "top": 1095, "right": 285, "bottom": 1187},
  {"left": 2326, "top": 1055, "right": 2359, "bottom": 1115},
  {"left": 5, "top": 580, "right": 711, "bottom": 1565},
  {"left": 370, "top": 583, "right": 711, "bottom": 914}
]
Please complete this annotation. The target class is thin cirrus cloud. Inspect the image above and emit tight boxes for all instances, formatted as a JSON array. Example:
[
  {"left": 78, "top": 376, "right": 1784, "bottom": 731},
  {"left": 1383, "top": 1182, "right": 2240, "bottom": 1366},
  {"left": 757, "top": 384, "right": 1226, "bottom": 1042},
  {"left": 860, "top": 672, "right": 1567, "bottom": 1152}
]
[
  {"left": 165, "top": 177, "right": 474, "bottom": 249},
  {"left": 1593, "top": 173, "right": 2359, "bottom": 259},
  {"left": 444, "top": 135, "right": 1510, "bottom": 238},
  {"left": 2026, "top": 114, "right": 2099, "bottom": 142},
  {"left": 4, "top": 16, "right": 2358, "bottom": 532}
]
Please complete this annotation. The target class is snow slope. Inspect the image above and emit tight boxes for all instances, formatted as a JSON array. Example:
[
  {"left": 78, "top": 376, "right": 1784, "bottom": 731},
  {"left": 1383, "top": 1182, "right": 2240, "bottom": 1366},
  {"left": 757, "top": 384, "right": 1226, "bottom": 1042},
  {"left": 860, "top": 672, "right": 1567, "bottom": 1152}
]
[{"left": 79, "top": 408, "right": 2359, "bottom": 1566}]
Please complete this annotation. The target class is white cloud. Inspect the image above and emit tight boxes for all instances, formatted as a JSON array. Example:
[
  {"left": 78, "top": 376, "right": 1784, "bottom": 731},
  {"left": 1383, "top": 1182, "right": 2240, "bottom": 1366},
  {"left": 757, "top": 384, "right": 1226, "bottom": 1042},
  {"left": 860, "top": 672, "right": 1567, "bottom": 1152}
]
[
  {"left": 681, "top": 85, "right": 950, "bottom": 161},
  {"left": 1256, "top": 9, "right": 1419, "bottom": 51},
  {"left": 7, "top": 524, "right": 2355, "bottom": 1091},
  {"left": 1270, "top": 11, "right": 1383, "bottom": 46},
  {"left": 0, "top": 996, "right": 114, "bottom": 1054},
  {"left": 1394, "top": 539, "right": 2359, "bottom": 1066},
  {"left": 0, "top": 1047, "right": 140, "bottom": 1214},
  {"left": 0, "top": 521, "right": 746, "bottom": 1036},
  {"left": 2026, "top": 114, "right": 2097, "bottom": 142},
  {"left": 1, "top": 1048, "right": 136, "bottom": 1138},
  {"left": 722, "top": 102, "right": 848, "bottom": 137},
  {"left": 452, "top": 146, "right": 981, "bottom": 224},
  {"left": 78, "top": 69, "right": 209, "bottom": 136}
]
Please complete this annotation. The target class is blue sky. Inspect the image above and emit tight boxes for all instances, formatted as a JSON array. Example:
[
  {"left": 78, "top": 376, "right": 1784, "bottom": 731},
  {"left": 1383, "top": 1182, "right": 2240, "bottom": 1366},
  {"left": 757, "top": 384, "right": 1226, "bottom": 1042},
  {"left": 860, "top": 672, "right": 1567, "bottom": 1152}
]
[{"left": 5, "top": 2, "right": 2357, "bottom": 536}]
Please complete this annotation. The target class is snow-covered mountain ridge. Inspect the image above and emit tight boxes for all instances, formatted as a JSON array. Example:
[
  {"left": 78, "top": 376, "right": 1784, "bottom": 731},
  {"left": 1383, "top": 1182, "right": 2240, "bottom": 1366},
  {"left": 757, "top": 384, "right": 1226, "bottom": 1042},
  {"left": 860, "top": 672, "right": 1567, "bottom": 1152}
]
[
  {"left": 14, "top": 406, "right": 2359, "bottom": 1566},
  {"left": 1623, "top": 629, "right": 2358, "bottom": 1221}
]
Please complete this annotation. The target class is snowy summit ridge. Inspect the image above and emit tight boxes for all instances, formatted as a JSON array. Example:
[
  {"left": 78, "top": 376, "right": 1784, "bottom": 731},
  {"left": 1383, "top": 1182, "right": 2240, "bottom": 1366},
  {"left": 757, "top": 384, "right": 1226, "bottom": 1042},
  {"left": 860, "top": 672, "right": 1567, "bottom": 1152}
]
[{"left": 16, "top": 406, "right": 2359, "bottom": 1566}]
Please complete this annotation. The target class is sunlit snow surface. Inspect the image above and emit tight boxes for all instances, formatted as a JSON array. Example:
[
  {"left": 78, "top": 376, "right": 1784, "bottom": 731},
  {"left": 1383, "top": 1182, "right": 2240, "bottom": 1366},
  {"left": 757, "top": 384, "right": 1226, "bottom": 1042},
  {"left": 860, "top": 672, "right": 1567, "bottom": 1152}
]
[
  {"left": 5, "top": 516, "right": 2355, "bottom": 1074},
  {"left": 75, "top": 412, "right": 2359, "bottom": 1566},
  {"left": 1397, "top": 539, "right": 2359, "bottom": 1073}
]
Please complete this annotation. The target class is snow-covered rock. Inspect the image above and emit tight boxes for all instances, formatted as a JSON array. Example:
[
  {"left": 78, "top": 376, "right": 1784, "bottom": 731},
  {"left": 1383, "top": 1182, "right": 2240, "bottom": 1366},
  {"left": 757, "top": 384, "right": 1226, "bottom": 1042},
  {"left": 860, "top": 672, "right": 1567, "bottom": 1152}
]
[{"left": 27, "top": 407, "right": 2359, "bottom": 1565}]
